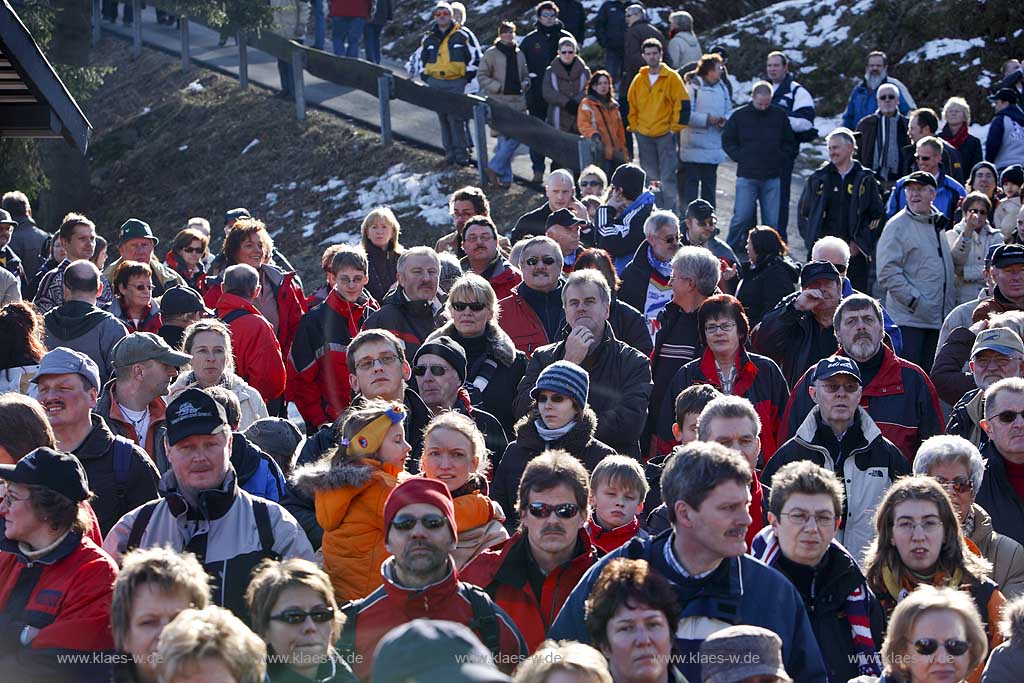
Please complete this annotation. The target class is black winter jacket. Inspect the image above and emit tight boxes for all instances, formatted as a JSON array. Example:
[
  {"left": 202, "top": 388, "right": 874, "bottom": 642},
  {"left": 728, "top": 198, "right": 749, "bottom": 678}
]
[
  {"left": 735, "top": 255, "right": 800, "bottom": 326},
  {"left": 797, "top": 160, "right": 886, "bottom": 254},
  {"left": 494, "top": 407, "right": 616, "bottom": 531},
  {"left": 609, "top": 294, "right": 653, "bottom": 356},
  {"left": 510, "top": 202, "right": 553, "bottom": 244},
  {"left": 722, "top": 103, "right": 797, "bottom": 180},
  {"left": 73, "top": 414, "right": 160, "bottom": 536},
  {"left": 977, "top": 441, "right": 1024, "bottom": 546},
  {"left": 361, "top": 285, "right": 447, "bottom": 360},
  {"left": 751, "top": 291, "right": 837, "bottom": 389},
  {"left": 618, "top": 242, "right": 657, "bottom": 313},
  {"left": 595, "top": 0, "right": 627, "bottom": 52},
  {"left": 649, "top": 302, "right": 702, "bottom": 444},
  {"left": 521, "top": 21, "right": 574, "bottom": 110},
  {"left": 513, "top": 323, "right": 653, "bottom": 457},
  {"left": 946, "top": 388, "right": 988, "bottom": 451}
]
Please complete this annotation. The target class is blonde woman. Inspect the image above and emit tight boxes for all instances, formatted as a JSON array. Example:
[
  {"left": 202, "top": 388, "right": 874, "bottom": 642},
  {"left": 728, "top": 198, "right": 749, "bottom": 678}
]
[
  {"left": 940, "top": 97, "right": 983, "bottom": 178},
  {"left": 360, "top": 206, "right": 403, "bottom": 301}
]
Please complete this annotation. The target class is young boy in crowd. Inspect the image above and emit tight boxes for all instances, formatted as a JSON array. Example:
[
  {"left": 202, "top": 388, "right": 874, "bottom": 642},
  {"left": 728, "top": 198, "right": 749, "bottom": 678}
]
[
  {"left": 585, "top": 455, "right": 650, "bottom": 553},
  {"left": 644, "top": 384, "right": 723, "bottom": 533},
  {"left": 994, "top": 164, "right": 1022, "bottom": 238}
]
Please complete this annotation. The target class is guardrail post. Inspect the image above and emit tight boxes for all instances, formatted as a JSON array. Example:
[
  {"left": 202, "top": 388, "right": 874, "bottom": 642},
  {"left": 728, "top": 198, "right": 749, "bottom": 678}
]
[
  {"left": 238, "top": 30, "right": 249, "bottom": 89},
  {"left": 377, "top": 73, "right": 394, "bottom": 145},
  {"left": 131, "top": 0, "right": 142, "bottom": 58},
  {"left": 180, "top": 16, "right": 191, "bottom": 71},
  {"left": 292, "top": 45, "right": 306, "bottom": 122},
  {"left": 474, "top": 104, "right": 489, "bottom": 186},
  {"left": 577, "top": 137, "right": 594, "bottom": 172},
  {"left": 91, "top": 0, "right": 101, "bottom": 47}
]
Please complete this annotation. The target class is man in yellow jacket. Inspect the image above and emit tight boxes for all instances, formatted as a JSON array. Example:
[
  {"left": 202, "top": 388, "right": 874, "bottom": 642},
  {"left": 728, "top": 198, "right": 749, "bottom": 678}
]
[{"left": 628, "top": 38, "right": 690, "bottom": 213}]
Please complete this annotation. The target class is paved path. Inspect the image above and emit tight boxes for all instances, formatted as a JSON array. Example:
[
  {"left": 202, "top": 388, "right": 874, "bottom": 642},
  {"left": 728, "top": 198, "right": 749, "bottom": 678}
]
[{"left": 100, "top": 9, "right": 807, "bottom": 259}]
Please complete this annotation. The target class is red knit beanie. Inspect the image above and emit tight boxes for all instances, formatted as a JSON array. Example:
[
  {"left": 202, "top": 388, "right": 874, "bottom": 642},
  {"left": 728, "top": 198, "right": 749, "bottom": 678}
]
[{"left": 384, "top": 477, "right": 457, "bottom": 539}]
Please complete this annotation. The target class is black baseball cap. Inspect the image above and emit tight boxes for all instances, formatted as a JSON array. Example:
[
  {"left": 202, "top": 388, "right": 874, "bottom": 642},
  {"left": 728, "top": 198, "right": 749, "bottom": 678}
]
[
  {"left": 685, "top": 199, "right": 715, "bottom": 221},
  {"left": 988, "top": 87, "right": 1020, "bottom": 105},
  {"left": 165, "top": 388, "right": 230, "bottom": 446},
  {"left": 992, "top": 244, "right": 1024, "bottom": 269},
  {"left": 224, "top": 208, "right": 251, "bottom": 225},
  {"left": 811, "top": 356, "right": 862, "bottom": 384},
  {"left": 160, "top": 286, "right": 213, "bottom": 317},
  {"left": 799, "top": 260, "right": 842, "bottom": 288},
  {"left": 0, "top": 447, "right": 90, "bottom": 502},
  {"left": 546, "top": 208, "right": 585, "bottom": 229},
  {"left": 904, "top": 170, "right": 937, "bottom": 189}
]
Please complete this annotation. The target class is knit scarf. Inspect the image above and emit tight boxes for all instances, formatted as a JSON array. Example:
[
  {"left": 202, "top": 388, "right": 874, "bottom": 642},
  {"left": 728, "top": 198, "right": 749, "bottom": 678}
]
[
  {"left": 875, "top": 113, "right": 901, "bottom": 181},
  {"left": 944, "top": 123, "right": 971, "bottom": 150},
  {"left": 882, "top": 564, "right": 964, "bottom": 606},
  {"left": 643, "top": 247, "right": 673, "bottom": 328},
  {"left": 535, "top": 419, "right": 576, "bottom": 442},
  {"left": 962, "top": 508, "right": 976, "bottom": 537},
  {"left": 496, "top": 42, "right": 522, "bottom": 95}
]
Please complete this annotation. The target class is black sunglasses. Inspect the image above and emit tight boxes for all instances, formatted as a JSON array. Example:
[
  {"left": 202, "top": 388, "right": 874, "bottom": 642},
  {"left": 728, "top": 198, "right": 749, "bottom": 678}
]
[
  {"left": 579, "top": 180, "right": 603, "bottom": 187},
  {"left": 413, "top": 365, "right": 447, "bottom": 377},
  {"left": 913, "top": 638, "right": 970, "bottom": 657},
  {"left": 526, "top": 256, "right": 559, "bottom": 266},
  {"left": 527, "top": 502, "right": 580, "bottom": 519},
  {"left": 270, "top": 607, "right": 335, "bottom": 625},
  {"left": 452, "top": 301, "right": 486, "bottom": 312},
  {"left": 536, "top": 394, "right": 568, "bottom": 404},
  {"left": 878, "top": 94, "right": 897, "bottom": 100},
  {"left": 995, "top": 410, "right": 1024, "bottom": 424},
  {"left": 391, "top": 513, "right": 448, "bottom": 531}
]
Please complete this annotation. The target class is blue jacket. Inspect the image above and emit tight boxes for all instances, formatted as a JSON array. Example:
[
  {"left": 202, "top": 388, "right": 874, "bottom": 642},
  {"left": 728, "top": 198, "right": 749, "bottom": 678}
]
[
  {"left": 232, "top": 432, "right": 286, "bottom": 502},
  {"left": 841, "top": 278, "right": 902, "bottom": 355},
  {"left": 548, "top": 531, "right": 828, "bottom": 683},
  {"left": 842, "top": 78, "right": 911, "bottom": 129},
  {"left": 885, "top": 170, "right": 966, "bottom": 222}
]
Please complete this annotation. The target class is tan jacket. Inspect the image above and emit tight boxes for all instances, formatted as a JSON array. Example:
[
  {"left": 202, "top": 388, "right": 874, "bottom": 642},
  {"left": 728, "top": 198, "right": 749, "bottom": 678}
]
[
  {"left": 477, "top": 44, "right": 529, "bottom": 126},
  {"left": 971, "top": 503, "right": 1024, "bottom": 599}
]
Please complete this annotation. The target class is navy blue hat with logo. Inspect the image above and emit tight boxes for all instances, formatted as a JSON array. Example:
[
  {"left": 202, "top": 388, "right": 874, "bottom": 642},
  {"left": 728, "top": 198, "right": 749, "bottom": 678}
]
[
  {"left": 992, "top": 244, "right": 1024, "bottom": 269},
  {"left": 165, "top": 388, "right": 230, "bottom": 446},
  {"left": 811, "top": 356, "right": 862, "bottom": 384},
  {"left": 989, "top": 87, "right": 1020, "bottom": 105},
  {"left": 0, "top": 447, "right": 90, "bottom": 502}
]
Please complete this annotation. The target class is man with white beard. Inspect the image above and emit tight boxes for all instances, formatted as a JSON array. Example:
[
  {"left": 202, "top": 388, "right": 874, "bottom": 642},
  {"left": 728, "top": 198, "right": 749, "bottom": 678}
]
[{"left": 842, "top": 50, "right": 915, "bottom": 130}]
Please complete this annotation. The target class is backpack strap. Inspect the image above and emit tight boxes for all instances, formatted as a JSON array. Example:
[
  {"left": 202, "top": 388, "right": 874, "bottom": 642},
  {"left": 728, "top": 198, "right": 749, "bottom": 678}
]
[
  {"left": 252, "top": 499, "right": 280, "bottom": 561},
  {"left": 112, "top": 435, "right": 134, "bottom": 510},
  {"left": 125, "top": 500, "right": 161, "bottom": 552},
  {"left": 461, "top": 584, "right": 502, "bottom": 657},
  {"left": 220, "top": 308, "right": 253, "bottom": 325}
]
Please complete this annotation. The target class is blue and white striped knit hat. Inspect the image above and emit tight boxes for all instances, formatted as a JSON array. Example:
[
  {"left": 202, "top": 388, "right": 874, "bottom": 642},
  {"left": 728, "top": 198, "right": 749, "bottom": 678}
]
[{"left": 530, "top": 360, "right": 589, "bottom": 409}]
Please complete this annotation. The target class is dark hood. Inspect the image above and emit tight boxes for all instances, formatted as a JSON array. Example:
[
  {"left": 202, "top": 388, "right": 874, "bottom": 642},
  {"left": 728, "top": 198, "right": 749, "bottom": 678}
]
[{"left": 44, "top": 300, "right": 118, "bottom": 339}]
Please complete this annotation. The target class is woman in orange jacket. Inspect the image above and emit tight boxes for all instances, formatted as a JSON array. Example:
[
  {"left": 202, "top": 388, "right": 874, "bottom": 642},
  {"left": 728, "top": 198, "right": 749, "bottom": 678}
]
[
  {"left": 290, "top": 400, "right": 411, "bottom": 602},
  {"left": 577, "top": 69, "right": 628, "bottom": 175}
]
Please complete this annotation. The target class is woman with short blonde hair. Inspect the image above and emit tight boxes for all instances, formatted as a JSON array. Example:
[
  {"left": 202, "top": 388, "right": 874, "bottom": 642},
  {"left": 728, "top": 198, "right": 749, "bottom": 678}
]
[
  {"left": 156, "top": 605, "right": 266, "bottom": 683},
  {"left": 360, "top": 206, "right": 404, "bottom": 301},
  {"left": 939, "top": 96, "right": 983, "bottom": 177}
]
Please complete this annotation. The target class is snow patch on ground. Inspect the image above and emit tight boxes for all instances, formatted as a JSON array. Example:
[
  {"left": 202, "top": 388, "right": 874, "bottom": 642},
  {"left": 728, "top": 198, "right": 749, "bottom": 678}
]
[
  {"left": 903, "top": 38, "right": 986, "bottom": 64},
  {"left": 302, "top": 221, "right": 318, "bottom": 238},
  {"left": 313, "top": 177, "right": 346, "bottom": 192},
  {"left": 265, "top": 192, "right": 279, "bottom": 206},
  {"left": 178, "top": 144, "right": 188, "bottom": 151},
  {"left": 241, "top": 138, "right": 260, "bottom": 155},
  {"left": 185, "top": 80, "right": 205, "bottom": 93}
]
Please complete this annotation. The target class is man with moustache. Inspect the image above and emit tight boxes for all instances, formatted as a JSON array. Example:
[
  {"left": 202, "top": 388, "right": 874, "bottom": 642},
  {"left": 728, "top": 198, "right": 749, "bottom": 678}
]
[
  {"left": 514, "top": 269, "right": 653, "bottom": 457},
  {"left": 340, "top": 478, "right": 527, "bottom": 680},
  {"left": 363, "top": 246, "right": 447, "bottom": 359},
  {"left": 461, "top": 450, "right": 601, "bottom": 652},
  {"left": 549, "top": 441, "right": 827, "bottom": 683},
  {"left": 763, "top": 356, "right": 908, "bottom": 565},
  {"left": 460, "top": 215, "right": 522, "bottom": 300},
  {"left": 780, "top": 294, "right": 944, "bottom": 461},
  {"left": 499, "top": 236, "right": 566, "bottom": 355},
  {"left": 842, "top": 50, "right": 914, "bottom": 130}
]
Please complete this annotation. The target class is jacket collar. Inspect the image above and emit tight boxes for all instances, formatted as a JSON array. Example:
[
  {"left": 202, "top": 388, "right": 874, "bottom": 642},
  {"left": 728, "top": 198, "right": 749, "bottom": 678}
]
[
  {"left": 795, "top": 405, "right": 881, "bottom": 449},
  {"left": 160, "top": 467, "right": 240, "bottom": 522},
  {"left": 380, "top": 555, "right": 462, "bottom": 603},
  {"left": 0, "top": 529, "right": 84, "bottom": 565},
  {"left": 428, "top": 320, "right": 517, "bottom": 367},
  {"left": 492, "top": 529, "right": 596, "bottom": 588}
]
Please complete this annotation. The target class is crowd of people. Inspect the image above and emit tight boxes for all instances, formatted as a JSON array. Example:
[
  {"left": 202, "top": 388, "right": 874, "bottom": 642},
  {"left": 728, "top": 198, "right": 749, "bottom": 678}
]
[{"left": 5, "top": 2, "right": 1024, "bottom": 683}]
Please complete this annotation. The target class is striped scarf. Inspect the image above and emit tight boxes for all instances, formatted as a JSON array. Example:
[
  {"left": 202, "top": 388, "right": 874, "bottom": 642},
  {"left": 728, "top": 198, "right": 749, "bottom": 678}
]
[{"left": 752, "top": 528, "right": 881, "bottom": 679}]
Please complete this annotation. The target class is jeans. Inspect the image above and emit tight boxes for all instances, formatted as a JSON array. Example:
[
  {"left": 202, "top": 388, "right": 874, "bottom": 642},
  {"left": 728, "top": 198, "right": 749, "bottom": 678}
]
[
  {"left": 331, "top": 16, "right": 365, "bottom": 58},
  {"left": 489, "top": 136, "right": 521, "bottom": 182},
  {"left": 363, "top": 23, "right": 383, "bottom": 63},
  {"left": 425, "top": 77, "right": 470, "bottom": 163},
  {"left": 726, "top": 176, "right": 780, "bottom": 256},
  {"left": 604, "top": 49, "right": 624, "bottom": 89},
  {"left": 310, "top": 0, "right": 326, "bottom": 50},
  {"left": 776, "top": 155, "right": 796, "bottom": 242},
  {"left": 678, "top": 162, "right": 718, "bottom": 209},
  {"left": 635, "top": 132, "right": 678, "bottom": 213}
]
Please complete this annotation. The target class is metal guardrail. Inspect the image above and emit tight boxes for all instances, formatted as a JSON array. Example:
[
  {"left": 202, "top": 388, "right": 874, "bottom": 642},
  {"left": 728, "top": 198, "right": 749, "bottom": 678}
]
[{"left": 98, "top": 0, "right": 598, "bottom": 183}]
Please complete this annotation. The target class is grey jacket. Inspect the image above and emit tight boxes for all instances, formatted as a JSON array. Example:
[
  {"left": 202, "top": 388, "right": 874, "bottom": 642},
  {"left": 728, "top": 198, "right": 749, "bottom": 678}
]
[
  {"left": 678, "top": 75, "right": 731, "bottom": 165},
  {"left": 876, "top": 206, "right": 955, "bottom": 329},
  {"left": 0, "top": 265, "right": 19, "bottom": 305},
  {"left": 43, "top": 300, "right": 129, "bottom": 382}
]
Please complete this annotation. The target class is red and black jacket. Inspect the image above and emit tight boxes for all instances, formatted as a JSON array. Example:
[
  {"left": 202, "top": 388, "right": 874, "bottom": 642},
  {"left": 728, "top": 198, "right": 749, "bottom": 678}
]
[
  {"left": 780, "top": 345, "right": 943, "bottom": 461},
  {"left": 460, "top": 529, "right": 601, "bottom": 652},
  {"left": 655, "top": 348, "right": 790, "bottom": 459},
  {"left": 360, "top": 285, "right": 447, "bottom": 360},
  {"left": 0, "top": 532, "right": 118, "bottom": 682},
  {"left": 164, "top": 250, "right": 207, "bottom": 293},
  {"left": 585, "top": 514, "right": 649, "bottom": 554},
  {"left": 287, "top": 289, "right": 378, "bottom": 428}
]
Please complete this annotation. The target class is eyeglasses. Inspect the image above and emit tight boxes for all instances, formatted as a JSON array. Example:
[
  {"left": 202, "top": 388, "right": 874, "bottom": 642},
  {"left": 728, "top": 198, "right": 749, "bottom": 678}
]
[
  {"left": 877, "top": 94, "right": 897, "bottom": 101},
  {"left": 914, "top": 154, "right": 933, "bottom": 162},
  {"left": 994, "top": 410, "right": 1024, "bottom": 425},
  {"left": 526, "top": 256, "right": 558, "bottom": 267},
  {"left": 354, "top": 354, "right": 401, "bottom": 372},
  {"left": 434, "top": 11, "right": 450, "bottom": 17},
  {"left": 452, "top": 301, "right": 487, "bottom": 312},
  {"left": 270, "top": 607, "right": 335, "bottom": 625},
  {"left": 336, "top": 275, "right": 365, "bottom": 286},
  {"left": 181, "top": 246, "right": 204, "bottom": 254},
  {"left": 973, "top": 354, "right": 1018, "bottom": 369},
  {"left": 780, "top": 510, "right": 836, "bottom": 528},
  {"left": 128, "top": 283, "right": 153, "bottom": 292},
  {"left": 579, "top": 180, "right": 604, "bottom": 187},
  {"left": 527, "top": 502, "right": 580, "bottom": 519},
  {"left": 536, "top": 393, "right": 568, "bottom": 404},
  {"left": 391, "top": 513, "right": 448, "bottom": 531},
  {"left": 413, "top": 364, "right": 447, "bottom": 377},
  {"left": 913, "top": 638, "right": 970, "bottom": 657},
  {"left": 967, "top": 208, "right": 989, "bottom": 216},
  {"left": 820, "top": 381, "right": 860, "bottom": 394},
  {"left": 704, "top": 322, "right": 736, "bottom": 334},
  {"left": 932, "top": 475, "right": 975, "bottom": 494},
  {"left": 0, "top": 483, "right": 28, "bottom": 504},
  {"left": 659, "top": 234, "right": 682, "bottom": 246},
  {"left": 834, "top": 263, "right": 848, "bottom": 274},
  {"left": 540, "top": 11, "right": 558, "bottom": 17},
  {"left": 894, "top": 518, "right": 943, "bottom": 534}
]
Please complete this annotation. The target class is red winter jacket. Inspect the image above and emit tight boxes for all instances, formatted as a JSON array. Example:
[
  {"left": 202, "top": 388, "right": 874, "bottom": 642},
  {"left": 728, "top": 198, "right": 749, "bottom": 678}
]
[
  {"left": 215, "top": 292, "right": 287, "bottom": 402},
  {"left": 464, "top": 256, "right": 524, "bottom": 302},
  {"left": 204, "top": 263, "right": 306, "bottom": 362},
  {"left": 349, "top": 558, "right": 527, "bottom": 680},
  {"left": 0, "top": 532, "right": 118, "bottom": 679},
  {"left": 287, "top": 289, "right": 378, "bottom": 427},
  {"left": 460, "top": 530, "right": 601, "bottom": 653},
  {"left": 498, "top": 291, "right": 551, "bottom": 356},
  {"left": 585, "top": 514, "right": 648, "bottom": 554},
  {"left": 115, "top": 299, "right": 162, "bottom": 334}
]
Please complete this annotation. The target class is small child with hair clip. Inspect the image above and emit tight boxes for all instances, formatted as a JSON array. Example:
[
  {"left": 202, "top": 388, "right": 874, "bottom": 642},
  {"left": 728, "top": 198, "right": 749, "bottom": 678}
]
[{"left": 290, "top": 399, "right": 411, "bottom": 602}]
